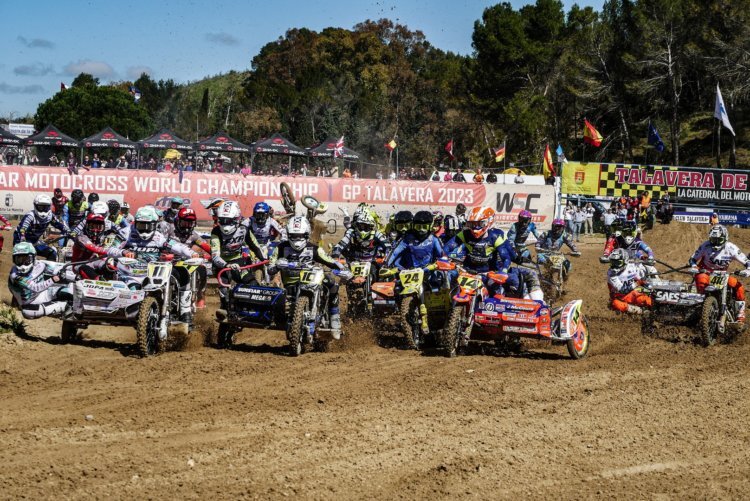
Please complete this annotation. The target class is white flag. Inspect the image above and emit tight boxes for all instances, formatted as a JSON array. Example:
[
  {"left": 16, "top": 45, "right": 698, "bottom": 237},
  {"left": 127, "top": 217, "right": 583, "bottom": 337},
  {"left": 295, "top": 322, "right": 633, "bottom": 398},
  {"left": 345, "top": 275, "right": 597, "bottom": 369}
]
[{"left": 714, "top": 84, "right": 735, "bottom": 136}]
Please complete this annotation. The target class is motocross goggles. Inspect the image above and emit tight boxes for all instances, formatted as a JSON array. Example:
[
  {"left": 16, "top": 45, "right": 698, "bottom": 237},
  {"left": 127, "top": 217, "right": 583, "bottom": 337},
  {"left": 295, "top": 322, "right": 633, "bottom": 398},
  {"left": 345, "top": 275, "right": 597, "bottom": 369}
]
[
  {"left": 395, "top": 222, "right": 411, "bottom": 233},
  {"left": 218, "top": 217, "right": 238, "bottom": 227},
  {"left": 13, "top": 254, "right": 34, "bottom": 267},
  {"left": 87, "top": 220, "right": 105, "bottom": 236},
  {"left": 135, "top": 221, "right": 156, "bottom": 234},
  {"left": 35, "top": 203, "right": 51, "bottom": 214},
  {"left": 177, "top": 218, "right": 196, "bottom": 232},
  {"left": 254, "top": 212, "right": 268, "bottom": 225},
  {"left": 413, "top": 222, "right": 432, "bottom": 234},
  {"left": 466, "top": 220, "right": 488, "bottom": 231}
]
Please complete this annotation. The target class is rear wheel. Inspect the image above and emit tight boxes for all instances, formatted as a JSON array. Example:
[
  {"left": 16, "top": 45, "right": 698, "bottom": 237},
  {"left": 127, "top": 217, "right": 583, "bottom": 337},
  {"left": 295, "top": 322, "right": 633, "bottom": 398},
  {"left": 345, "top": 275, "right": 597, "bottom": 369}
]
[
  {"left": 566, "top": 315, "right": 590, "bottom": 359},
  {"left": 280, "top": 182, "right": 296, "bottom": 215},
  {"left": 136, "top": 296, "right": 162, "bottom": 357},
  {"left": 287, "top": 296, "right": 308, "bottom": 356},
  {"left": 61, "top": 321, "right": 78, "bottom": 344},
  {"left": 700, "top": 296, "right": 720, "bottom": 347},
  {"left": 399, "top": 296, "right": 420, "bottom": 349},
  {"left": 439, "top": 306, "right": 464, "bottom": 357},
  {"left": 217, "top": 323, "right": 235, "bottom": 349}
]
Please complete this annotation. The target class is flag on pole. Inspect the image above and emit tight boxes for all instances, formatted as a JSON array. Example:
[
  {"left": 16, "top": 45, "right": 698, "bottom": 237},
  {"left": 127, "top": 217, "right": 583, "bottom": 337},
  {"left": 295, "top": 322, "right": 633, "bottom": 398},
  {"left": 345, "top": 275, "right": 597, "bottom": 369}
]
[
  {"left": 493, "top": 146, "right": 506, "bottom": 163},
  {"left": 445, "top": 139, "right": 454, "bottom": 160},
  {"left": 333, "top": 136, "right": 344, "bottom": 158},
  {"left": 555, "top": 143, "right": 567, "bottom": 163},
  {"left": 543, "top": 144, "right": 556, "bottom": 178},
  {"left": 385, "top": 139, "right": 397, "bottom": 151},
  {"left": 60, "top": 82, "right": 67, "bottom": 91},
  {"left": 714, "top": 84, "right": 735, "bottom": 136},
  {"left": 647, "top": 122, "right": 665, "bottom": 152},
  {"left": 583, "top": 119, "right": 603, "bottom": 147}
]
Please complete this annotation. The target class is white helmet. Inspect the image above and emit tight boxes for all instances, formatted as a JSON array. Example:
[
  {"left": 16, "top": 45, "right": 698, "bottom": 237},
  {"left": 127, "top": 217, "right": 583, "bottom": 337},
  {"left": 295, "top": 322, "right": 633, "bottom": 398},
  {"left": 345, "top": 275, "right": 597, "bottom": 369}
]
[
  {"left": 33, "top": 194, "right": 52, "bottom": 220},
  {"left": 134, "top": 206, "right": 159, "bottom": 240},
  {"left": 217, "top": 201, "right": 242, "bottom": 235},
  {"left": 287, "top": 216, "right": 310, "bottom": 251},
  {"left": 12, "top": 242, "right": 36, "bottom": 275},
  {"left": 708, "top": 224, "right": 728, "bottom": 251},
  {"left": 91, "top": 200, "right": 109, "bottom": 218}
]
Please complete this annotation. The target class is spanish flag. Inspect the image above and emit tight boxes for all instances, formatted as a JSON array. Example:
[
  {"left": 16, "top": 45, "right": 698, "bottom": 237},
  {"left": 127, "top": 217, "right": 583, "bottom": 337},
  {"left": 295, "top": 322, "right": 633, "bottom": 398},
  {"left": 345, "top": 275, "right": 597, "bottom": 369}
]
[
  {"left": 385, "top": 139, "right": 397, "bottom": 151},
  {"left": 543, "top": 144, "right": 556, "bottom": 178},
  {"left": 583, "top": 119, "right": 603, "bottom": 147},
  {"left": 493, "top": 146, "right": 506, "bottom": 163}
]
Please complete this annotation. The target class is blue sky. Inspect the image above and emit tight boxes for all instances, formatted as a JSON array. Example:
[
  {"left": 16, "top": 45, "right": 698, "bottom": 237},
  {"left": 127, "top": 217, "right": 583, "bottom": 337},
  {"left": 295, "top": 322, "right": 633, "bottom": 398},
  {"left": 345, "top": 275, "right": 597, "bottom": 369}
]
[{"left": 0, "top": 0, "right": 603, "bottom": 118}]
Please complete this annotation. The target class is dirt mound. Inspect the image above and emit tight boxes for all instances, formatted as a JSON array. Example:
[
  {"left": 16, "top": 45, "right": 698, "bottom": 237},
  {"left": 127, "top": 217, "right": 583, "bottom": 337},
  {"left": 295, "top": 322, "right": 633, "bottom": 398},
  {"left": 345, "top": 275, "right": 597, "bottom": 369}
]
[{"left": 1, "top": 222, "right": 749, "bottom": 498}]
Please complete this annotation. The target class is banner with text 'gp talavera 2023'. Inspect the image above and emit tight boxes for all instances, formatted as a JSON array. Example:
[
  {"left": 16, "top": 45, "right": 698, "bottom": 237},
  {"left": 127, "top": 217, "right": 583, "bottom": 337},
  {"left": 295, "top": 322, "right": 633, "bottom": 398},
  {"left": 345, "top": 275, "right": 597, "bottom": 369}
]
[
  {"left": 0, "top": 166, "right": 557, "bottom": 228},
  {"left": 562, "top": 162, "right": 750, "bottom": 207}
]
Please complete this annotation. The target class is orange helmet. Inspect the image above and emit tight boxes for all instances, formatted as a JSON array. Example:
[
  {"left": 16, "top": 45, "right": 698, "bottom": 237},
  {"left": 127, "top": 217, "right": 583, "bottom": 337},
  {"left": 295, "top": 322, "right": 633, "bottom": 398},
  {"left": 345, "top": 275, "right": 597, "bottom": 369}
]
[{"left": 466, "top": 206, "right": 495, "bottom": 239}]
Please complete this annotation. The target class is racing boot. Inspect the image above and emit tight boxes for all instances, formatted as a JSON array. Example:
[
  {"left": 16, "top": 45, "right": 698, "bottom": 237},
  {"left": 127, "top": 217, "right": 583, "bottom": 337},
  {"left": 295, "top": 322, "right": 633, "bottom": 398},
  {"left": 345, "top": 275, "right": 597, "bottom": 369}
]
[
  {"left": 329, "top": 308, "right": 342, "bottom": 340},
  {"left": 626, "top": 304, "right": 643, "bottom": 315},
  {"left": 419, "top": 303, "right": 429, "bottom": 333},
  {"left": 195, "top": 291, "right": 206, "bottom": 309},
  {"left": 737, "top": 301, "right": 746, "bottom": 322},
  {"left": 179, "top": 290, "right": 193, "bottom": 325}
]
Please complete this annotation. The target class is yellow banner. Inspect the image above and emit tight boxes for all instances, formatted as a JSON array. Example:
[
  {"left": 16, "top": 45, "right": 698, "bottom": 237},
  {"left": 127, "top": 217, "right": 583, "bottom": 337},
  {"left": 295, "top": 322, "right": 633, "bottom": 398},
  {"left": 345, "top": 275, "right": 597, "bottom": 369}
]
[{"left": 561, "top": 162, "right": 600, "bottom": 195}]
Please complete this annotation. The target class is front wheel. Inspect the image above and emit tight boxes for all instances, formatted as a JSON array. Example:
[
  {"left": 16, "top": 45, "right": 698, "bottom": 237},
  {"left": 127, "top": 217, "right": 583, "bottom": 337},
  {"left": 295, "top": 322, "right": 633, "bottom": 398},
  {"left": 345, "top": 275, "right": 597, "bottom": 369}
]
[
  {"left": 438, "top": 305, "right": 465, "bottom": 357},
  {"left": 399, "top": 295, "right": 421, "bottom": 349},
  {"left": 566, "top": 315, "right": 590, "bottom": 359},
  {"left": 287, "top": 295, "right": 308, "bottom": 356},
  {"left": 700, "top": 296, "right": 720, "bottom": 347},
  {"left": 136, "top": 296, "right": 162, "bottom": 357}
]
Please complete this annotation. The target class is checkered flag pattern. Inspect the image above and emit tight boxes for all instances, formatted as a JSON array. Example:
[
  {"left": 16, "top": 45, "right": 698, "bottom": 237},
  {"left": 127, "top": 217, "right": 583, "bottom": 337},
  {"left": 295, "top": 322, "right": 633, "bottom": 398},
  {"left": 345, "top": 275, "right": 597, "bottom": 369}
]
[{"left": 598, "top": 164, "right": 679, "bottom": 198}]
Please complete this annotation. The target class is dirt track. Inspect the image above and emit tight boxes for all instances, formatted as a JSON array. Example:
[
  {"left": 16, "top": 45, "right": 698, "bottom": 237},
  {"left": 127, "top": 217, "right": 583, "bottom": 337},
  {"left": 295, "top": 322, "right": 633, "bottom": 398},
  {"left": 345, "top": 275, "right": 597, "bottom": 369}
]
[{"left": 2, "top": 222, "right": 750, "bottom": 499}]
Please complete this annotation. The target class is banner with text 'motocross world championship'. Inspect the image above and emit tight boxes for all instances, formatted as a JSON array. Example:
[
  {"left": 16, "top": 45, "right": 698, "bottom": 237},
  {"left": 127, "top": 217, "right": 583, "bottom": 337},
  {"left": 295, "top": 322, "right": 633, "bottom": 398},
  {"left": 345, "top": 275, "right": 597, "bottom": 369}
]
[{"left": 0, "top": 166, "right": 556, "bottom": 229}]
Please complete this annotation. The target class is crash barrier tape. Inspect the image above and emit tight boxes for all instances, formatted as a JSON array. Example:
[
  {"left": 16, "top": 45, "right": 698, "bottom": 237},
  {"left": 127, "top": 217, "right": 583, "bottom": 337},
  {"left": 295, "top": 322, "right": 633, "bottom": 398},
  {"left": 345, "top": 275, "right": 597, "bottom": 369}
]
[
  {"left": 561, "top": 162, "right": 750, "bottom": 208},
  {"left": 0, "top": 166, "right": 557, "bottom": 229}
]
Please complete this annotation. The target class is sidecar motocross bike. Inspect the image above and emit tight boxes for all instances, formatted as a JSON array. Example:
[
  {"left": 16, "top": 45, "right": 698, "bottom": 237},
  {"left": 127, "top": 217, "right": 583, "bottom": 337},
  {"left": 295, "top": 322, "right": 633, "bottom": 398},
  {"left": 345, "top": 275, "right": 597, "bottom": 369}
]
[{"left": 438, "top": 267, "right": 590, "bottom": 359}]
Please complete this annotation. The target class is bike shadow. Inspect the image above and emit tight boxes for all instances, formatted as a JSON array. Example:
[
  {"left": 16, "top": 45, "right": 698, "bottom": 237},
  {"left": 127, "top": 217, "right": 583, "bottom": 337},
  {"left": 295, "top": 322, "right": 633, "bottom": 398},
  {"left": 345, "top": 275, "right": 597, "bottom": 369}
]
[
  {"left": 14, "top": 330, "right": 141, "bottom": 357},
  {"left": 222, "top": 342, "right": 289, "bottom": 356}
]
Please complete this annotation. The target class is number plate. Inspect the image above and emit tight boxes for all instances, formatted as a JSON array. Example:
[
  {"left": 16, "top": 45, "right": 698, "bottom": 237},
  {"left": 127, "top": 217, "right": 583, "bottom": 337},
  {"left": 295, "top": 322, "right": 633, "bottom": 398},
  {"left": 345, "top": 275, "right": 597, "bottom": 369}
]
[
  {"left": 350, "top": 261, "right": 371, "bottom": 277},
  {"left": 300, "top": 269, "right": 324, "bottom": 285},
  {"left": 457, "top": 275, "right": 482, "bottom": 291}
]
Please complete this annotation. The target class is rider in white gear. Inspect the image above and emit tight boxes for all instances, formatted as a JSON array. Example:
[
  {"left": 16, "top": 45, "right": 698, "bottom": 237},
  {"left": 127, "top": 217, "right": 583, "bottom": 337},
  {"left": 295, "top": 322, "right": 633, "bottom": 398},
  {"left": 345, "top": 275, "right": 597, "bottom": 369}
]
[{"left": 8, "top": 242, "right": 74, "bottom": 319}]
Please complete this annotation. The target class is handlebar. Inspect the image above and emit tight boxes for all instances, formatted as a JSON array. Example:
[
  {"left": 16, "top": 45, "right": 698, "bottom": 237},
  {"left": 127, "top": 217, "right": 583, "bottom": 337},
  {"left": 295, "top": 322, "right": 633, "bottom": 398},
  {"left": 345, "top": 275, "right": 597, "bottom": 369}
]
[{"left": 217, "top": 260, "right": 269, "bottom": 287}]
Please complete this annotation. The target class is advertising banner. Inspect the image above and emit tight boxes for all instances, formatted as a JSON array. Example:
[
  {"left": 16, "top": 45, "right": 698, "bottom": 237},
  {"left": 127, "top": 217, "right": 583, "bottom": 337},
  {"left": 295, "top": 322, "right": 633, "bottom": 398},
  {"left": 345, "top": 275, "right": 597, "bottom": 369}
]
[
  {"left": 563, "top": 162, "right": 750, "bottom": 207},
  {"left": 0, "top": 166, "right": 556, "bottom": 228}
]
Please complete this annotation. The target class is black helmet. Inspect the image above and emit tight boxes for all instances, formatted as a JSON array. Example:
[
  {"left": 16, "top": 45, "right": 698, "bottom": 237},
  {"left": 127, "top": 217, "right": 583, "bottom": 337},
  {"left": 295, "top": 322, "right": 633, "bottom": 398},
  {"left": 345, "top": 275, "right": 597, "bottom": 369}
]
[
  {"left": 393, "top": 210, "right": 413, "bottom": 235},
  {"left": 88, "top": 192, "right": 99, "bottom": 204},
  {"left": 71, "top": 189, "right": 84, "bottom": 204},
  {"left": 412, "top": 210, "right": 434, "bottom": 239},
  {"left": 107, "top": 199, "right": 121, "bottom": 218},
  {"left": 444, "top": 215, "right": 459, "bottom": 238},
  {"left": 456, "top": 204, "right": 467, "bottom": 217}
]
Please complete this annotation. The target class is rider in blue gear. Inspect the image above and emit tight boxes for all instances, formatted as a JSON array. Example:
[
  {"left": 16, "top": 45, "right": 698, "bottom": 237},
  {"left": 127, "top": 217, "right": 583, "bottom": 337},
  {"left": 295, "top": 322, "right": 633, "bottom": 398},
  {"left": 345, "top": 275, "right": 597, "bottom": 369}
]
[
  {"left": 536, "top": 218, "right": 580, "bottom": 274},
  {"left": 14, "top": 194, "right": 70, "bottom": 261},
  {"left": 386, "top": 211, "right": 444, "bottom": 270},
  {"left": 245, "top": 201, "right": 286, "bottom": 247},
  {"left": 507, "top": 210, "right": 540, "bottom": 263}
]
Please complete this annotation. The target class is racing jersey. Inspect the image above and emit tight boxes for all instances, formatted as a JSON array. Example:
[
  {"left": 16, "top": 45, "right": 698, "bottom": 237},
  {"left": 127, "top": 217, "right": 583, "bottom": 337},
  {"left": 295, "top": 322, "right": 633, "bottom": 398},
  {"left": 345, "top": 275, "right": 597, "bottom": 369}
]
[
  {"left": 52, "top": 195, "right": 68, "bottom": 215},
  {"left": 499, "top": 267, "right": 540, "bottom": 299},
  {"left": 443, "top": 229, "right": 515, "bottom": 273},
  {"left": 689, "top": 241, "right": 750, "bottom": 272},
  {"left": 163, "top": 208, "right": 179, "bottom": 224},
  {"left": 506, "top": 222, "right": 540, "bottom": 247},
  {"left": 210, "top": 225, "right": 266, "bottom": 269},
  {"left": 72, "top": 231, "right": 127, "bottom": 261},
  {"left": 14, "top": 211, "right": 69, "bottom": 244},
  {"left": 603, "top": 236, "right": 654, "bottom": 259},
  {"left": 244, "top": 216, "right": 286, "bottom": 245},
  {"left": 270, "top": 241, "right": 345, "bottom": 285},
  {"left": 162, "top": 226, "right": 211, "bottom": 254},
  {"left": 8, "top": 262, "right": 61, "bottom": 303},
  {"left": 332, "top": 228, "right": 390, "bottom": 262},
  {"left": 123, "top": 230, "right": 194, "bottom": 263},
  {"left": 386, "top": 233, "right": 444, "bottom": 270},
  {"left": 73, "top": 218, "right": 130, "bottom": 243},
  {"left": 536, "top": 230, "right": 578, "bottom": 254},
  {"left": 607, "top": 263, "right": 649, "bottom": 295},
  {"left": 62, "top": 201, "right": 89, "bottom": 229}
]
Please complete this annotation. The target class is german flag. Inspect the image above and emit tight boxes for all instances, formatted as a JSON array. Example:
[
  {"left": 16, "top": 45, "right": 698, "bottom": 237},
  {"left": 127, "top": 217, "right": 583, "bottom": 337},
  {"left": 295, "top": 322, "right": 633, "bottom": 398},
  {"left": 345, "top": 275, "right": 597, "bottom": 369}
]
[
  {"left": 583, "top": 119, "right": 603, "bottom": 147},
  {"left": 493, "top": 146, "right": 506, "bottom": 163}
]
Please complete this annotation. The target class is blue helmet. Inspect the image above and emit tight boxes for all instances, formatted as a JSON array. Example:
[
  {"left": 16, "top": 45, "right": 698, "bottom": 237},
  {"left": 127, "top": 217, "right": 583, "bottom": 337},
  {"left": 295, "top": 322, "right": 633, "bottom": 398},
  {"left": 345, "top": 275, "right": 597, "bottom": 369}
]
[{"left": 253, "top": 202, "right": 271, "bottom": 225}]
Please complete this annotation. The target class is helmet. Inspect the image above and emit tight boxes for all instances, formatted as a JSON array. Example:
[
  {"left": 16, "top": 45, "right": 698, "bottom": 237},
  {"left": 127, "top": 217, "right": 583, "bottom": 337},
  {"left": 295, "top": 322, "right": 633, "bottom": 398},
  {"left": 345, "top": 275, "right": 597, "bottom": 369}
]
[
  {"left": 253, "top": 202, "right": 271, "bottom": 226},
  {"left": 412, "top": 211, "right": 434, "bottom": 239},
  {"left": 286, "top": 216, "right": 311, "bottom": 251},
  {"left": 456, "top": 204, "right": 467, "bottom": 217},
  {"left": 88, "top": 192, "right": 99, "bottom": 204},
  {"left": 620, "top": 220, "right": 638, "bottom": 245},
  {"left": 393, "top": 211, "right": 413, "bottom": 235},
  {"left": 466, "top": 206, "right": 495, "bottom": 239},
  {"left": 84, "top": 213, "right": 106, "bottom": 241},
  {"left": 121, "top": 201, "right": 130, "bottom": 213},
  {"left": 609, "top": 248, "right": 628, "bottom": 274},
  {"left": 33, "top": 194, "right": 52, "bottom": 220},
  {"left": 432, "top": 210, "right": 444, "bottom": 227},
  {"left": 551, "top": 218, "right": 565, "bottom": 238},
  {"left": 353, "top": 211, "right": 376, "bottom": 242},
  {"left": 708, "top": 224, "right": 728, "bottom": 251},
  {"left": 175, "top": 207, "right": 197, "bottom": 236},
  {"left": 53, "top": 188, "right": 63, "bottom": 197},
  {"left": 444, "top": 215, "right": 459, "bottom": 238},
  {"left": 217, "top": 201, "right": 241, "bottom": 236},
  {"left": 170, "top": 196, "right": 184, "bottom": 211},
  {"left": 71, "top": 189, "right": 84, "bottom": 205},
  {"left": 518, "top": 210, "right": 532, "bottom": 228},
  {"left": 12, "top": 242, "right": 36, "bottom": 274},
  {"left": 134, "top": 206, "right": 159, "bottom": 240},
  {"left": 107, "top": 200, "right": 121, "bottom": 219},
  {"left": 91, "top": 201, "right": 109, "bottom": 218}
]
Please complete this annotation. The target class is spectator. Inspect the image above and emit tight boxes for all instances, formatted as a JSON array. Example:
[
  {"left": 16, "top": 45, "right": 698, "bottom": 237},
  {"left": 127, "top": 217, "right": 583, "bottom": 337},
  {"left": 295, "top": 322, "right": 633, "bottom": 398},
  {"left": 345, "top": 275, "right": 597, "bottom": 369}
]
[
  {"left": 710, "top": 212, "right": 719, "bottom": 225},
  {"left": 564, "top": 202, "right": 575, "bottom": 234},
  {"left": 300, "top": 163, "right": 308, "bottom": 176},
  {"left": 602, "top": 208, "right": 617, "bottom": 237},
  {"left": 514, "top": 171, "right": 525, "bottom": 184},
  {"left": 486, "top": 170, "right": 497, "bottom": 183},
  {"left": 443, "top": 170, "right": 453, "bottom": 182},
  {"left": 574, "top": 207, "right": 586, "bottom": 242},
  {"left": 49, "top": 153, "right": 59, "bottom": 167},
  {"left": 584, "top": 203, "right": 595, "bottom": 234},
  {"left": 240, "top": 164, "right": 252, "bottom": 177},
  {"left": 82, "top": 155, "right": 91, "bottom": 169},
  {"left": 388, "top": 170, "right": 396, "bottom": 180},
  {"left": 92, "top": 153, "right": 101, "bottom": 168},
  {"left": 215, "top": 157, "right": 224, "bottom": 173},
  {"left": 30, "top": 152, "right": 39, "bottom": 165},
  {"left": 376, "top": 170, "right": 383, "bottom": 180},
  {"left": 107, "top": 156, "right": 115, "bottom": 169},
  {"left": 473, "top": 168, "right": 484, "bottom": 183},
  {"left": 67, "top": 152, "right": 79, "bottom": 174},
  {"left": 342, "top": 167, "right": 352, "bottom": 178},
  {"left": 452, "top": 168, "right": 466, "bottom": 182},
  {"left": 431, "top": 170, "right": 440, "bottom": 181}
]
